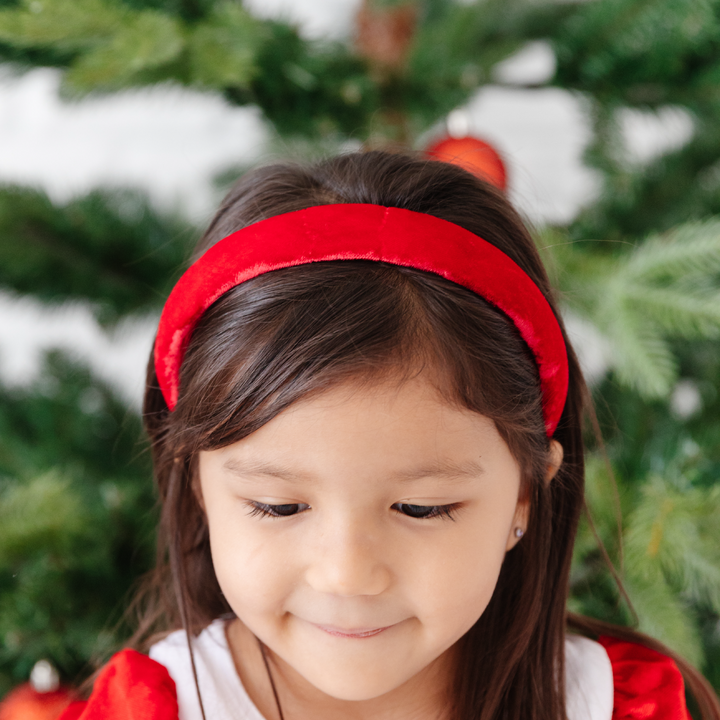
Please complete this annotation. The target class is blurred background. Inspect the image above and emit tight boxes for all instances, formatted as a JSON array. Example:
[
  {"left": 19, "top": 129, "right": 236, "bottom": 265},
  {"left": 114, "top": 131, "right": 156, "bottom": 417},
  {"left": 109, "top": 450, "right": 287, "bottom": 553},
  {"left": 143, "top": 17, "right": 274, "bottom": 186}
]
[{"left": 0, "top": 0, "right": 719, "bottom": 713}]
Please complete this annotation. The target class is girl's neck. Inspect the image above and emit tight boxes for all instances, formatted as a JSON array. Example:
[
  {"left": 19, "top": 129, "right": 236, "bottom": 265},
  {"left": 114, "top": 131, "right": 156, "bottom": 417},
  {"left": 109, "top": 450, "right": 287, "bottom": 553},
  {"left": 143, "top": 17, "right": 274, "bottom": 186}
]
[{"left": 226, "top": 618, "right": 455, "bottom": 720}]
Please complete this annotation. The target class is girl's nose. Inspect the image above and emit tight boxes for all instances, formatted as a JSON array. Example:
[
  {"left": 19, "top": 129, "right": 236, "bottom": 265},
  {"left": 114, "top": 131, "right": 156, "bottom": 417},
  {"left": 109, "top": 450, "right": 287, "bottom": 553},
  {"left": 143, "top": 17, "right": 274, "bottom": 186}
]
[{"left": 304, "top": 518, "right": 392, "bottom": 597}]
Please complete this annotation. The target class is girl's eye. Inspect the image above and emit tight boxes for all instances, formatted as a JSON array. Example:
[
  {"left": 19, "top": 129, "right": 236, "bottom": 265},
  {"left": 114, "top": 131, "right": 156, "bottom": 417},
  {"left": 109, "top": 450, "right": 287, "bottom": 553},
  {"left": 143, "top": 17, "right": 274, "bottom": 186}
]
[
  {"left": 392, "top": 503, "right": 459, "bottom": 521},
  {"left": 246, "top": 502, "right": 310, "bottom": 519}
]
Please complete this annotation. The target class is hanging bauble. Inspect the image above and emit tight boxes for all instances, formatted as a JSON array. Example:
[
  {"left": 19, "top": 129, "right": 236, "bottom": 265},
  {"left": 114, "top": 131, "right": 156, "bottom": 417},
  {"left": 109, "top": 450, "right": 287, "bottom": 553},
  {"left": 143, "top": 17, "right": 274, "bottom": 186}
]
[
  {"left": 426, "top": 135, "right": 507, "bottom": 191},
  {"left": 0, "top": 661, "right": 73, "bottom": 720},
  {"left": 0, "top": 684, "right": 74, "bottom": 720}
]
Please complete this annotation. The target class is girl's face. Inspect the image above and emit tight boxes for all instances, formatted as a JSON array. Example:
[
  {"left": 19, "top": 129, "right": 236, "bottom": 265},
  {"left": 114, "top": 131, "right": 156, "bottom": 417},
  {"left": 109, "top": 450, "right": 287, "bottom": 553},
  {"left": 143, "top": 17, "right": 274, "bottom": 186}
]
[{"left": 198, "top": 372, "right": 529, "bottom": 706}]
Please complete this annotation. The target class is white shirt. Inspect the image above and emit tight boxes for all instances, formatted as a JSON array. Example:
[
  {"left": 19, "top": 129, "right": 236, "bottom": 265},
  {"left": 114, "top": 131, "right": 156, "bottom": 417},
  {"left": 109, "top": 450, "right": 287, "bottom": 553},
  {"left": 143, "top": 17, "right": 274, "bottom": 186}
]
[{"left": 150, "top": 620, "right": 614, "bottom": 720}]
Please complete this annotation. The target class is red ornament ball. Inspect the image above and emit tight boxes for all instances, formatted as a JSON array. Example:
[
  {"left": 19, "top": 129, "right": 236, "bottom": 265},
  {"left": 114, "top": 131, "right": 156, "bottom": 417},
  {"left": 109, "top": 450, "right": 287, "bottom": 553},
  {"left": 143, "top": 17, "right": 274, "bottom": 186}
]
[
  {"left": 426, "top": 135, "right": 507, "bottom": 191},
  {"left": 0, "top": 684, "right": 73, "bottom": 720}
]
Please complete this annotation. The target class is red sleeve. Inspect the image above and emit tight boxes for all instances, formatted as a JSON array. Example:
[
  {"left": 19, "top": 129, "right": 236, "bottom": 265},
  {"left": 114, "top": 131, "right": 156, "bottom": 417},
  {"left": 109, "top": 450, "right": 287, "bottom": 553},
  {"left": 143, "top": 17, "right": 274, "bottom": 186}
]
[
  {"left": 599, "top": 636, "right": 691, "bottom": 720},
  {"left": 58, "top": 649, "right": 179, "bottom": 720}
]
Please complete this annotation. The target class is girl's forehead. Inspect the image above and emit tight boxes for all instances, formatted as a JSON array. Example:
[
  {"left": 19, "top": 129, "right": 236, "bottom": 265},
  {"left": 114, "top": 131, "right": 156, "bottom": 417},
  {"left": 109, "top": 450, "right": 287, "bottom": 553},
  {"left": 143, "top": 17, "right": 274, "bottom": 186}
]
[
  {"left": 257, "top": 370, "right": 487, "bottom": 438},
  {"left": 293, "top": 361, "right": 468, "bottom": 415},
  {"left": 200, "top": 372, "right": 517, "bottom": 484}
]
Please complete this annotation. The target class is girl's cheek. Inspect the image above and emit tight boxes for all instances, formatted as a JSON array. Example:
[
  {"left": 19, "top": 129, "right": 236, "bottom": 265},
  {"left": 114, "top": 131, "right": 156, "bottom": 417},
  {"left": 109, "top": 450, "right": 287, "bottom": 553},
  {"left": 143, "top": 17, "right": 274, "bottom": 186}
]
[
  {"left": 409, "top": 503, "right": 516, "bottom": 621},
  {"left": 208, "top": 513, "right": 299, "bottom": 613},
  {"left": 429, "top": 544, "right": 506, "bottom": 622}
]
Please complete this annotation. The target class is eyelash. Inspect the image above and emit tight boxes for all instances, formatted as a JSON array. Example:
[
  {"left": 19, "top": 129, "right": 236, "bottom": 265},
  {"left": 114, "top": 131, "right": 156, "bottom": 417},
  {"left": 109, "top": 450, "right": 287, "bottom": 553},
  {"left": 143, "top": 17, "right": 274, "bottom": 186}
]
[
  {"left": 246, "top": 502, "right": 310, "bottom": 519},
  {"left": 245, "top": 502, "right": 460, "bottom": 521},
  {"left": 393, "top": 503, "right": 460, "bottom": 521}
]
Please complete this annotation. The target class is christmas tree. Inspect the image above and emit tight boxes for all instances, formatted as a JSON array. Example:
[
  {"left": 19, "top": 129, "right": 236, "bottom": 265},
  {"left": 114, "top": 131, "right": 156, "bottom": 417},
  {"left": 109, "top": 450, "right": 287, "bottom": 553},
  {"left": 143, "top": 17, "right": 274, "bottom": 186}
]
[{"left": 0, "top": 0, "right": 719, "bottom": 702}]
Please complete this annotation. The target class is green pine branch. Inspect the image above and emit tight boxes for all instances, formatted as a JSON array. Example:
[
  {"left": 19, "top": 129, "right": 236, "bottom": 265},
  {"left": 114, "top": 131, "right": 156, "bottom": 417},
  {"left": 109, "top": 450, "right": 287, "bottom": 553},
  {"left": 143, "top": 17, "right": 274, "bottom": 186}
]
[
  {"left": 406, "top": 0, "right": 582, "bottom": 125},
  {"left": 543, "top": 219, "right": 720, "bottom": 399},
  {"left": 0, "top": 0, "right": 267, "bottom": 91},
  {"left": 623, "top": 572, "right": 703, "bottom": 667},
  {"left": 0, "top": 0, "right": 586, "bottom": 140},
  {"left": 0, "top": 352, "right": 155, "bottom": 692},
  {"left": 0, "top": 185, "right": 195, "bottom": 323},
  {"left": 551, "top": 0, "right": 720, "bottom": 243},
  {"left": 622, "top": 474, "right": 720, "bottom": 665},
  {"left": 625, "top": 221, "right": 720, "bottom": 279},
  {"left": 573, "top": 465, "right": 720, "bottom": 670},
  {"left": 553, "top": 0, "right": 720, "bottom": 107},
  {"left": 570, "top": 112, "right": 720, "bottom": 242}
]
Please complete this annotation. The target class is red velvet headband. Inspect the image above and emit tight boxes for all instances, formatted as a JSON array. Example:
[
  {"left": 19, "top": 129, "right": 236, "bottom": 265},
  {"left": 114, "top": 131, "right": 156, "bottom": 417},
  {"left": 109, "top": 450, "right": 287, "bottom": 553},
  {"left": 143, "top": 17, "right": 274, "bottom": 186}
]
[{"left": 155, "top": 204, "right": 568, "bottom": 436}]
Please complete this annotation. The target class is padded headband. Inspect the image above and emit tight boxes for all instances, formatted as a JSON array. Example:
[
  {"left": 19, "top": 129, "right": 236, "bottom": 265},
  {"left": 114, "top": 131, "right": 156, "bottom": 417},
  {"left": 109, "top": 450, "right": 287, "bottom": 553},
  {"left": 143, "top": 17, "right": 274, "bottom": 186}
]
[{"left": 154, "top": 204, "right": 568, "bottom": 436}]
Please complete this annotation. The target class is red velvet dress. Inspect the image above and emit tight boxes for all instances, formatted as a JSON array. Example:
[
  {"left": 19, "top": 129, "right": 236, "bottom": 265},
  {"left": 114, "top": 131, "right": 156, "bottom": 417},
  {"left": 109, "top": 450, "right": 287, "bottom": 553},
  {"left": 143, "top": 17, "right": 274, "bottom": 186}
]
[{"left": 59, "top": 635, "right": 691, "bottom": 720}]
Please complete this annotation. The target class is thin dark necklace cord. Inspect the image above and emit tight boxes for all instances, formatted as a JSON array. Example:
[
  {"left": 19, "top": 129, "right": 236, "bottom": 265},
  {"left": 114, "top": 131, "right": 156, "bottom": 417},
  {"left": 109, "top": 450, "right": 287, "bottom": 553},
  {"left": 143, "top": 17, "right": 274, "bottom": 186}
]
[{"left": 258, "top": 638, "right": 286, "bottom": 720}]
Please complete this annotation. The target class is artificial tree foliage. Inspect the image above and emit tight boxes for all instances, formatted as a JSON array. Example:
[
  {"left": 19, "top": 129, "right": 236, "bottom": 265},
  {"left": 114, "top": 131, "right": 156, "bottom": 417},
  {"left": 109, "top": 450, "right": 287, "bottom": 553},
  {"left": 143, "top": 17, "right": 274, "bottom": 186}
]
[
  {"left": 0, "top": 185, "right": 195, "bottom": 323},
  {"left": 0, "top": 185, "right": 194, "bottom": 692},
  {"left": 0, "top": 0, "right": 719, "bottom": 699},
  {"left": 0, "top": 0, "right": 584, "bottom": 138},
  {"left": 551, "top": 0, "right": 720, "bottom": 243},
  {"left": 541, "top": 220, "right": 720, "bottom": 399},
  {"left": 0, "top": 352, "right": 156, "bottom": 695}
]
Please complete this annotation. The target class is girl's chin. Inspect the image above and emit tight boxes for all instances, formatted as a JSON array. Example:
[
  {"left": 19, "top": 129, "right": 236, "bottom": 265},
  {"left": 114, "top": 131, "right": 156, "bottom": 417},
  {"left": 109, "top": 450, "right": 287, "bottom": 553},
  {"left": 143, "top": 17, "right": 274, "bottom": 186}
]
[
  {"left": 289, "top": 651, "right": 451, "bottom": 705},
  {"left": 279, "top": 632, "right": 452, "bottom": 703},
  {"left": 292, "top": 666, "right": 415, "bottom": 702}
]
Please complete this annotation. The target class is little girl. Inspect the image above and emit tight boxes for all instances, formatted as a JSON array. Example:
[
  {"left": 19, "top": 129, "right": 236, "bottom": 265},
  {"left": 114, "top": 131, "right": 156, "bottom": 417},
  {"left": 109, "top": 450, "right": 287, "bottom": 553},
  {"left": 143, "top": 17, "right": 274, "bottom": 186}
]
[{"left": 62, "top": 151, "right": 720, "bottom": 720}]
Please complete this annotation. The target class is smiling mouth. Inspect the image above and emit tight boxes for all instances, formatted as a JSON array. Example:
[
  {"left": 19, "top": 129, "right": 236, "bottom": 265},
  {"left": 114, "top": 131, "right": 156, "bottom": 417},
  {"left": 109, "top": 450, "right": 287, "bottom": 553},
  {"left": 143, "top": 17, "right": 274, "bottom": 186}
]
[{"left": 315, "top": 624, "right": 394, "bottom": 639}]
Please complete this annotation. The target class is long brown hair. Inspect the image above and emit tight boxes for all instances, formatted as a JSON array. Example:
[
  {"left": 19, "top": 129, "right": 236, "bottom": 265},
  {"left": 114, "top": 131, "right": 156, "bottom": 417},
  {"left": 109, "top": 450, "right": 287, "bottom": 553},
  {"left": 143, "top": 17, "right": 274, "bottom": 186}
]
[{"left": 136, "top": 151, "right": 720, "bottom": 719}]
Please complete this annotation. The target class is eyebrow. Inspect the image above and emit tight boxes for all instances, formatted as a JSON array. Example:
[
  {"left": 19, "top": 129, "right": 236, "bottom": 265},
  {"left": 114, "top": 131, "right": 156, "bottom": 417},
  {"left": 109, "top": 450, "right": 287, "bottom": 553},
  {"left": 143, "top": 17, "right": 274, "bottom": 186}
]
[{"left": 221, "top": 457, "right": 485, "bottom": 484}]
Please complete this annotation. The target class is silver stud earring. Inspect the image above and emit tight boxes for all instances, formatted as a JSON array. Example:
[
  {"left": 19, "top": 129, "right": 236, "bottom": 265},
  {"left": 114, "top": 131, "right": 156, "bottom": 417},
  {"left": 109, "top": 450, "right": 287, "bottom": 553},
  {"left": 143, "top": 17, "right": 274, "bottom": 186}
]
[{"left": 514, "top": 527, "right": 524, "bottom": 538}]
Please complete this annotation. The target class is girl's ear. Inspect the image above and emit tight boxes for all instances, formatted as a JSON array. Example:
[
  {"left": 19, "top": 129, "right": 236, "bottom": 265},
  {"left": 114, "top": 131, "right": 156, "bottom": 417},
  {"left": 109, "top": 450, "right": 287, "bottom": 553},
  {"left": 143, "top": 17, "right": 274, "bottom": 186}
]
[
  {"left": 544, "top": 440, "right": 564, "bottom": 486},
  {"left": 506, "top": 497, "right": 530, "bottom": 551},
  {"left": 506, "top": 440, "right": 564, "bottom": 551}
]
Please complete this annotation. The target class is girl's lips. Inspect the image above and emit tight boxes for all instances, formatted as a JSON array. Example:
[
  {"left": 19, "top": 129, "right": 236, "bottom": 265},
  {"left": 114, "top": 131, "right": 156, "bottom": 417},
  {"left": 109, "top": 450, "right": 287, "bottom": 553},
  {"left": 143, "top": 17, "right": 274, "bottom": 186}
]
[{"left": 315, "top": 623, "right": 394, "bottom": 639}]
